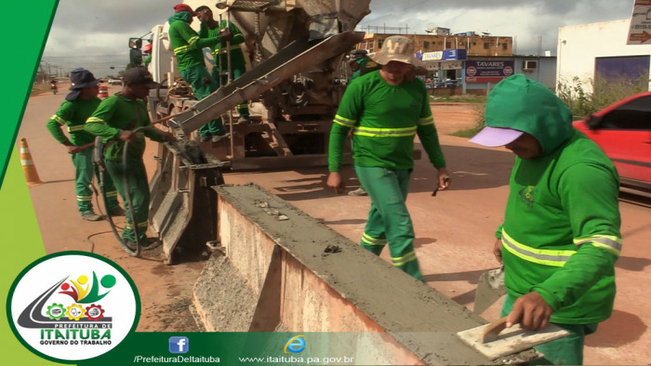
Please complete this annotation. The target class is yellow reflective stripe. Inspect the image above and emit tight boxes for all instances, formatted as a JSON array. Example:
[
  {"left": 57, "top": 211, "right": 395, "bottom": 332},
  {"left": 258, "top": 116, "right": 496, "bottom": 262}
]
[
  {"left": 86, "top": 117, "right": 105, "bottom": 124},
  {"left": 52, "top": 115, "right": 66, "bottom": 125},
  {"left": 392, "top": 251, "right": 417, "bottom": 267},
  {"left": 574, "top": 235, "right": 622, "bottom": 256},
  {"left": 333, "top": 115, "right": 356, "bottom": 128},
  {"left": 105, "top": 191, "right": 118, "bottom": 198},
  {"left": 174, "top": 44, "right": 195, "bottom": 53},
  {"left": 76, "top": 195, "right": 92, "bottom": 201},
  {"left": 418, "top": 115, "right": 434, "bottom": 125},
  {"left": 67, "top": 125, "right": 85, "bottom": 132},
  {"left": 186, "top": 36, "right": 199, "bottom": 47},
  {"left": 125, "top": 221, "right": 148, "bottom": 230},
  {"left": 353, "top": 126, "right": 417, "bottom": 137},
  {"left": 362, "top": 233, "right": 387, "bottom": 246},
  {"left": 215, "top": 44, "right": 243, "bottom": 54},
  {"left": 502, "top": 230, "right": 576, "bottom": 267}
]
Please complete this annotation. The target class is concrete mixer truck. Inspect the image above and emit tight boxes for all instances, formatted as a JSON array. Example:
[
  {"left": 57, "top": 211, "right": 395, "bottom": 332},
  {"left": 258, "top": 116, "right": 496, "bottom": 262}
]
[
  {"left": 129, "top": 0, "right": 371, "bottom": 170},
  {"left": 123, "top": 0, "right": 371, "bottom": 263}
]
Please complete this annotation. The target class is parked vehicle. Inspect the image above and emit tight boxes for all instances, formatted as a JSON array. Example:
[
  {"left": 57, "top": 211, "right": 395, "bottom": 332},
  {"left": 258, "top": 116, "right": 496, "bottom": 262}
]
[
  {"left": 108, "top": 78, "right": 122, "bottom": 85},
  {"left": 572, "top": 92, "right": 651, "bottom": 192}
]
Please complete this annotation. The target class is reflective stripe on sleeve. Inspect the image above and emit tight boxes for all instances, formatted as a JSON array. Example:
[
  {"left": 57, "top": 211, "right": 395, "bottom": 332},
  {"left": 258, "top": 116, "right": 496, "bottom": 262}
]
[
  {"left": 418, "top": 115, "right": 434, "bottom": 126},
  {"left": 52, "top": 115, "right": 66, "bottom": 125},
  {"left": 186, "top": 36, "right": 199, "bottom": 47},
  {"left": 68, "top": 125, "right": 86, "bottom": 132},
  {"left": 86, "top": 117, "right": 105, "bottom": 124},
  {"left": 333, "top": 115, "right": 356, "bottom": 128},
  {"left": 574, "top": 235, "right": 622, "bottom": 256}
]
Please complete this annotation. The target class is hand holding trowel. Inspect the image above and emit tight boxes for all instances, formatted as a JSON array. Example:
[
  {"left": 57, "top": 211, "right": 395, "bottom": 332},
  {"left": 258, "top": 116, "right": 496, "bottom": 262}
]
[{"left": 460, "top": 265, "right": 570, "bottom": 359}]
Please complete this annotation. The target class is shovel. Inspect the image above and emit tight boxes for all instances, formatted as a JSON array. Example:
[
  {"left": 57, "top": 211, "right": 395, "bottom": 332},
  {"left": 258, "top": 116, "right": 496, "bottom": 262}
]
[{"left": 473, "top": 265, "right": 506, "bottom": 314}]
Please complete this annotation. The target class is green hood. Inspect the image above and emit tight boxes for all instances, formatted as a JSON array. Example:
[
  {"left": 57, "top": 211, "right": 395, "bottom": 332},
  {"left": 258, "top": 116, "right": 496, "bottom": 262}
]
[
  {"left": 484, "top": 74, "right": 573, "bottom": 155},
  {"left": 168, "top": 12, "right": 193, "bottom": 25}
]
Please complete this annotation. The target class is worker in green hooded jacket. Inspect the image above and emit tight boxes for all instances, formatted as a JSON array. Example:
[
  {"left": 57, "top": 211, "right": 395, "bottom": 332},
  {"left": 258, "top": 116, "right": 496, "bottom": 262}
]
[
  {"left": 167, "top": 3, "right": 232, "bottom": 142},
  {"left": 470, "top": 74, "right": 621, "bottom": 365}
]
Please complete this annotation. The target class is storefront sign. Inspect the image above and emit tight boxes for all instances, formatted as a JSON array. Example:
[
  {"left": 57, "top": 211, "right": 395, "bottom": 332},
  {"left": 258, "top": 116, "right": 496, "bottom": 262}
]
[
  {"left": 422, "top": 49, "right": 467, "bottom": 62},
  {"left": 465, "top": 60, "right": 514, "bottom": 82}
]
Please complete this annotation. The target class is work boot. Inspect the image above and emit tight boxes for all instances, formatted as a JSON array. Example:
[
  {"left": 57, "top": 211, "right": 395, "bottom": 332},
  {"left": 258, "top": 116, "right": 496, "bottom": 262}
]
[
  {"left": 212, "top": 131, "right": 230, "bottom": 142},
  {"left": 348, "top": 188, "right": 368, "bottom": 196},
  {"left": 142, "top": 237, "right": 160, "bottom": 248},
  {"left": 81, "top": 212, "right": 103, "bottom": 221},
  {"left": 200, "top": 134, "right": 211, "bottom": 142},
  {"left": 108, "top": 207, "right": 126, "bottom": 217}
]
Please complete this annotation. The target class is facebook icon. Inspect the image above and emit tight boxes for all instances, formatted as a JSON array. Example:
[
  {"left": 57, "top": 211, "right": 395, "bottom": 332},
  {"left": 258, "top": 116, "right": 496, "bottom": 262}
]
[{"left": 169, "top": 336, "right": 189, "bottom": 354}]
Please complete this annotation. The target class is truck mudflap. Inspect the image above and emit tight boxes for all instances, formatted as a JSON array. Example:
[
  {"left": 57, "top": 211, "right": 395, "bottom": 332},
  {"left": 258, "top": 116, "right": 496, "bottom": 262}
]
[
  {"left": 167, "top": 31, "right": 364, "bottom": 137},
  {"left": 148, "top": 140, "right": 228, "bottom": 264}
]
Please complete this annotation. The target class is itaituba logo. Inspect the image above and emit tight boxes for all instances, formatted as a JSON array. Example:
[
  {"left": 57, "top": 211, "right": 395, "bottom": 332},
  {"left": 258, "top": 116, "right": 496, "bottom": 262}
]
[{"left": 7, "top": 251, "right": 140, "bottom": 362}]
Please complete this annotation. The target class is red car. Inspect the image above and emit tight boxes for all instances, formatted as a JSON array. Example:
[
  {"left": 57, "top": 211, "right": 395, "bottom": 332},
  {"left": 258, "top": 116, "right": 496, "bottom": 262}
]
[{"left": 573, "top": 92, "right": 651, "bottom": 192}]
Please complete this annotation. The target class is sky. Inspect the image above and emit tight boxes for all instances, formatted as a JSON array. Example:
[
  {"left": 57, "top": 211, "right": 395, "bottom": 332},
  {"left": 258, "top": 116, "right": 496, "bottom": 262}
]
[{"left": 42, "top": 0, "right": 637, "bottom": 78}]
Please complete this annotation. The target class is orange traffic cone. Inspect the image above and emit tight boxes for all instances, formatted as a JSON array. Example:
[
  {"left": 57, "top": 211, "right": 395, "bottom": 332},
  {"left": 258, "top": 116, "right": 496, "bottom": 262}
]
[
  {"left": 19, "top": 138, "right": 43, "bottom": 186},
  {"left": 98, "top": 85, "right": 109, "bottom": 99}
]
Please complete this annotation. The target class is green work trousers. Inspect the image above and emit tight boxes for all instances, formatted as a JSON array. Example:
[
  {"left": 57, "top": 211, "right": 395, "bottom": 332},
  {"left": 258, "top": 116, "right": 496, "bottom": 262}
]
[
  {"left": 72, "top": 148, "right": 119, "bottom": 214},
  {"left": 105, "top": 158, "right": 150, "bottom": 243},
  {"left": 501, "top": 294, "right": 598, "bottom": 365},
  {"left": 212, "top": 60, "right": 249, "bottom": 121},
  {"left": 355, "top": 165, "right": 422, "bottom": 281},
  {"left": 180, "top": 64, "right": 223, "bottom": 137}
]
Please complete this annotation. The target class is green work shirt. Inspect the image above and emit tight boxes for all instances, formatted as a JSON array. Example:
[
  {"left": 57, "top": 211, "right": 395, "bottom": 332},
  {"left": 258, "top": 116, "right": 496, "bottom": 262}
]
[
  {"left": 199, "top": 20, "right": 246, "bottom": 71},
  {"left": 168, "top": 12, "right": 220, "bottom": 72},
  {"left": 46, "top": 97, "right": 101, "bottom": 146},
  {"left": 329, "top": 70, "right": 445, "bottom": 171},
  {"left": 84, "top": 93, "right": 162, "bottom": 162}
]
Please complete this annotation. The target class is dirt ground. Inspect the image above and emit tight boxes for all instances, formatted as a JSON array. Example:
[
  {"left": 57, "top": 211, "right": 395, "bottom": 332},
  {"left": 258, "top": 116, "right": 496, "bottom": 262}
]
[{"left": 19, "top": 85, "right": 651, "bottom": 365}]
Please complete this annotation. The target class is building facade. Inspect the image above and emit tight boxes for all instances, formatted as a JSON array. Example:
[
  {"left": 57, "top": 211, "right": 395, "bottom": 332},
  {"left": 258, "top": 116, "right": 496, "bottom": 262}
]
[
  {"left": 355, "top": 32, "right": 558, "bottom": 95},
  {"left": 557, "top": 19, "right": 651, "bottom": 94},
  {"left": 359, "top": 32, "right": 513, "bottom": 57}
]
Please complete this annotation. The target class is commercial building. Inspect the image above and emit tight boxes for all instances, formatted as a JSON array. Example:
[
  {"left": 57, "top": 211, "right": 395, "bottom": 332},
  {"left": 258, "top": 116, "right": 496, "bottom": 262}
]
[{"left": 355, "top": 31, "right": 556, "bottom": 95}]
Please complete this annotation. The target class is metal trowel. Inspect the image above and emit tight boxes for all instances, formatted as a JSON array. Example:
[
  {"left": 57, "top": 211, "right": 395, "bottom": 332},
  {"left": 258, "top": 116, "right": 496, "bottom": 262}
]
[{"left": 473, "top": 266, "right": 506, "bottom": 314}]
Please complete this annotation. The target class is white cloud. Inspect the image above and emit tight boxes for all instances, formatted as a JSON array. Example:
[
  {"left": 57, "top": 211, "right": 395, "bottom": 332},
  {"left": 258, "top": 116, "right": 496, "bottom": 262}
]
[{"left": 41, "top": 0, "right": 636, "bottom": 76}]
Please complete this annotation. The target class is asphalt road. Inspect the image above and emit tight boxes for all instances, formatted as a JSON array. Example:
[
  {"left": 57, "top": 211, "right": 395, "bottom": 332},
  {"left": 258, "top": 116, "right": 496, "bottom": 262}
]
[{"left": 18, "top": 84, "right": 651, "bottom": 365}]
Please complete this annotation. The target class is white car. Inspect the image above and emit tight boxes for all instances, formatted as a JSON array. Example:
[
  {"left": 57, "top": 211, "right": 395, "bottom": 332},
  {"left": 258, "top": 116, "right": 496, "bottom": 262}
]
[{"left": 108, "top": 78, "right": 122, "bottom": 85}]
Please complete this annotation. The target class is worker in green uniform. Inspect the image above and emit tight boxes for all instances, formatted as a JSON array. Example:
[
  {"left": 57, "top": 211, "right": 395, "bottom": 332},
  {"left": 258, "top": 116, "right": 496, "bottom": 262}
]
[
  {"left": 46, "top": 68, "right": 123, "bottom": 221},
  {"left": 327, "top": 36, "right": 451, "bottom": 281},
  {"left": 348, "top": 48, "right": 379, "bottom": 82},
  {"left": 85, "top": 68, "right": 175, "bottom": 247},
  {"left": 470, "top": 74, "right": 622, "bottom": 365},
  {"left": 168, "top": 3, "right": 232, "bottom": 142},
  {"left": 196, "top": 5, "right": 250, "bottom": 124}
]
